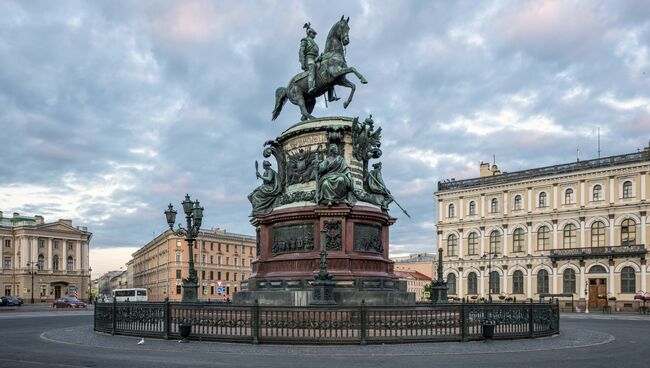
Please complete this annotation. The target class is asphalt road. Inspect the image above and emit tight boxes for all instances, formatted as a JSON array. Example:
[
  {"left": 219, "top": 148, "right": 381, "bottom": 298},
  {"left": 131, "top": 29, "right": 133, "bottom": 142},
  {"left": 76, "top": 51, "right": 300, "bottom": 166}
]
[{"left": 0, "top": 312, "right": 648, "bottom": 368}]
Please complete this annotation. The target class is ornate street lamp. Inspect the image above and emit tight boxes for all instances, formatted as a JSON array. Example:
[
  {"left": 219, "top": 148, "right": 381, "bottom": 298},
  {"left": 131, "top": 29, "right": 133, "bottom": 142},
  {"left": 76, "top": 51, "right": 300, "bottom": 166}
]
[
  {"left": 164, "top": 194, "right": 204, "bottom": 303},
  {"left": 26, "top": 261, "right": 40, "bottom": 304}
]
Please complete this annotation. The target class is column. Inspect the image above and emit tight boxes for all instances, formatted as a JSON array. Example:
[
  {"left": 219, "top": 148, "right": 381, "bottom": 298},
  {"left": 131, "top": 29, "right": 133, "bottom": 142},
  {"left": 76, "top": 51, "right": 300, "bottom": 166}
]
[
  {"left": 527, "top": 188, "right": 532, "bottom": 213},
  {"left": 459, "top": 197, "right": 464, "bottom": 220},
  {"left": 47, "top": 238, "right": 52, "bottom": 271},
  {"left": 458, "top": 271, "right": 464, "bottom": 298},
  {"left": 22, "top": 237, "right": 28, "bottom": 268},
  {"left": 553, "top": 184, "right": 558, "bottom": 210},
  {"left": 503, "top": 192, "right": 508, "bottom": 216},
  {"left": 527, "top": 224, "right": 533, "bottom": 255},
  {"left": 641, "top": 263, "right": 647, "bottom": 294},
  {"left": 479, "top": 269, "right": 485, "bottom": 296},
  {"left": 481, "top": 195, "right": 485, "bottom": 217},
  {"left": 609, "top": 263, "right": 615, "bottom": 295},
  {"left": 62, "top": 240, "right": 67, "bottom": 272},
  {"left": 552, "top": 222, "right": 558, "bottom": 250},
  {"left": 503, "top": 227, "right": 509, "bottom": 256},
  {"left": 641, "top": 212, "right": 646, "bottom": 245},
  {"left": 479, "top": 229, "right": 485, "bottom": 255},
  {"left": 76, "top": 240, "right": 81, "bottom": 270},
  {"left": 552, "top": 267, "right": 558, "bottom": 294},
  {"left": 527, "top": 270, "right": 533, "bottom": 299},
  {"left": 437, "top": 199, "right": 442, "bottom": 222},
  {"left": 609, "top": 176, "right": 615, "bottom": 204},
  {"left": 641, "top": 172, "right": 646, "bottom": 201},
  {"left": 580, "top": 180, "right": 586, "bottom": 207},
  {"left": 579, "top": 264, "right": 586, "bottom": 299},
  {"left": 503, "top": 270, "right": 509, "bottom": 295},
  {"left": 458, "top": 231, "right": 464, "bottom": 259},
  {"left": 0, "top": 237, "right": 3, "bottom": 272},
  {"left": 609, "top": 218, "right": 615, "bottom": 246},
  {"left": 580, "top": 219, "right": 586, "bottom": 248}
]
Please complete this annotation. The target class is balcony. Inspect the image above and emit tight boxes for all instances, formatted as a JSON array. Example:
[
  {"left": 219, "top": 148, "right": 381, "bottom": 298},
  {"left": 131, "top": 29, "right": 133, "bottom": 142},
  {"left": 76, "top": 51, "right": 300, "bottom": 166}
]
[{"left": 549, "top": 244, "right": 646, "bottom": 261}]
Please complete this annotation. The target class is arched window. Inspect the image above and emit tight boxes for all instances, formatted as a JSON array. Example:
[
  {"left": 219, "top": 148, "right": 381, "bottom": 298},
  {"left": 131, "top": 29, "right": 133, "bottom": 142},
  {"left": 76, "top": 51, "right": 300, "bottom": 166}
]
[
  {"left": 448, "top": 203, "right": 455, "bottom": 218},
  {"left": 66, "top": 256, "right": 73, "bottom": 272},
  {"left": 622, "top": 181, "right": 633, "bottom": 199},
  {"left": 489, "top": 230, "right": 501, "bottom": 255},
  {"left": 489, "top": 271, "right": 500, "bottom": 294},
  {"left": 620, "top": 266, "right": 636, "bottom": 293},
  {"left": 538, "top": 192, "right": 547, "bottom": 208},
  {"left": 564, "top": 188, "right": 574, "bottom": 204},
  {"left": 512, "top": 270, "right": 524, "bottom": 294},
  {"left": 469, "top": 201, "right": 476, "bottom": 216},
  {"left": 490, "top": 198, "right": 499, "bottom": 213},
  {"left": 512, "top": 228, "right": 525, "bottom": 253},
  {"left": 447, "top": 274, "right": 457, "bottom": 295},
  {"left": 537, "top": 269, "right": 549, "bottom": 294},
  {"left": 37, "top": 254, "right": 44, "bottom": 270},
  {"left": 52, "top": 255, "right": 59, "bottom": 271},
  {"left": 621, "top": 219, "right": 636, "bottom": 246},
  {"left": 447, "top": 234, "right": 458, "bottom": 257},
  {"left": 513, "top": 195, "right": 522, "bottom": 211},
  {"left": 563, "top": 268, "right": 576, "bottom": 293},
  {"left": 537, "top": 226, "right": 550, "bottom": 250},
  {"left": 593, "top": 184, "right": 602, "bottom": 201},
  {"left": 591, "top": 221, "right": 605, "bottom": 247},
  {"left": 588, "top": 265, "right": 607, "bottom": 274},
  {"left": 467, "top": 232, "right": 478, "bottom": 255},
  {"left": 563, "top": 224, "right": 577, "bottom": 248},
  {"left": 467, "top": 272, "right": 478, "bottom": 295}
]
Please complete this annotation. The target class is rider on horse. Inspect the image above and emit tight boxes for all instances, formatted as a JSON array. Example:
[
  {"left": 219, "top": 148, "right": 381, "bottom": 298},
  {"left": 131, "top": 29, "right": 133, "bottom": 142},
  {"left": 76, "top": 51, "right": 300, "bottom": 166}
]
[{"left": 299, "top": 23, "right": 338, "bottom": 101}]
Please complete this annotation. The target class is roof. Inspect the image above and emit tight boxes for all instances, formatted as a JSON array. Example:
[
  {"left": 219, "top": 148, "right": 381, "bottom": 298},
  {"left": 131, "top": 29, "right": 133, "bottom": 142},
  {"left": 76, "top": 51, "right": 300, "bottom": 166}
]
[
  {"left": 394, "top": 270, "right": 432, "bottom": 281},
  {"left": 437, "top": 149, "right": 650, "bottom": 192}
]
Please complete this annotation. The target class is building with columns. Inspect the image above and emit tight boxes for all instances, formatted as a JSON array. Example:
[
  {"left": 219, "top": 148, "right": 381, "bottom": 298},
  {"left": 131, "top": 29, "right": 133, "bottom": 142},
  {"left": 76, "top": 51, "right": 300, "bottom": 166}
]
[
  {"left": 435, "top": 146, "right": 649, "bottom": 311},
  {"left": 0, "top": 212, "right": 92, "bottom": 302},
  {"left": 132, "top": 227, "right": 256, "bottom": 302}
]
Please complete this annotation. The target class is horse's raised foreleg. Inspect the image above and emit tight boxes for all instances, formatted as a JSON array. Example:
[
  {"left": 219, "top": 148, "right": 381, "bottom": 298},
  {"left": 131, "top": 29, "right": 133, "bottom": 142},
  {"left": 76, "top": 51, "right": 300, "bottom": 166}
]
[
  {"left": 337, "top": 77, "right": 356, "bottom": 109},
  {"left": 333, "top": 67, "right": 368, "bottom": 84}
]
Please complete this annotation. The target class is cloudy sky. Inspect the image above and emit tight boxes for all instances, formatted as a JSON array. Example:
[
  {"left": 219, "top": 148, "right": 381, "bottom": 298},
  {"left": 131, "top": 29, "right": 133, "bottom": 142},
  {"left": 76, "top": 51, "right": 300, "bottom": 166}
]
[{"left": 1, "top": 1, "right": 649, "bottom": 276}]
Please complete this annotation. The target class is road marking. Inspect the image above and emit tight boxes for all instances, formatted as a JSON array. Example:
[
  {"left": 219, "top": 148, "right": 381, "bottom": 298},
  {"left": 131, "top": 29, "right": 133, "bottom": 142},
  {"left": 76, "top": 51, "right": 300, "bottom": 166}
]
[{"left": 0, "top": 312, "right": 93, "bottom": 319}]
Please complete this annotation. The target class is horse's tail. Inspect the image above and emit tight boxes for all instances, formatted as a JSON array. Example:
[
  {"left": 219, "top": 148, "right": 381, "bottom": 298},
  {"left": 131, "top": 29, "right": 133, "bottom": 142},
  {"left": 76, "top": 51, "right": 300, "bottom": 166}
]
[{"left": 272, "top": 87, "right": 288, "bottom": 121}]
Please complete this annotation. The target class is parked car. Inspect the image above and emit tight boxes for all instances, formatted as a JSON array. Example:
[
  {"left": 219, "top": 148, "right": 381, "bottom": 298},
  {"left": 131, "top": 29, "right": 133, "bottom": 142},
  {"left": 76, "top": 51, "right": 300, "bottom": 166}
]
[
  {"left": 1, "top": 296, "right": 23, "bottom": 306},
  {"left": 52, "top": 297, "right": 87, "bottom": 309}
]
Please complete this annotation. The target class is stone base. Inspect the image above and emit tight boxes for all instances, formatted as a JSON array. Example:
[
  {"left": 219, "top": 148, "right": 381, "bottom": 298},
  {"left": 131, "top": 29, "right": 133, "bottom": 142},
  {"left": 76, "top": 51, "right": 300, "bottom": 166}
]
[{"left": 235, "top": 288, "right": 414, "bottom": 307}]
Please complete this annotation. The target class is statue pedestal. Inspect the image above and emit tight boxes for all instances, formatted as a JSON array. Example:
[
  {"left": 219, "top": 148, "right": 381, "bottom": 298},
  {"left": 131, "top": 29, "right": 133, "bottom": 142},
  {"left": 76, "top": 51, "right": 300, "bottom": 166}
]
[{"left": 237, "top": 117, "right": 414, "bottom": 306}]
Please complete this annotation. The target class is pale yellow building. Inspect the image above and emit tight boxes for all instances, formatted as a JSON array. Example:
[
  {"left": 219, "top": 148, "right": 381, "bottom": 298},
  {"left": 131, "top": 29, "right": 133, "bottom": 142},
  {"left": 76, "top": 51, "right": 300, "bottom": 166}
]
[
  {"left": 394, "top": 270, "right": 432, "bottom": 301},
  {"left": 393, "top": 253, "right": 436, "bottom": 279},
  {"left": 435, "top": 147, "right": 650, "bottom": 311},
  {"left": 0, "top": 211, "right": 92, "bottom": 302},
  {"left": 132, "top": 227, "right": 256, "bottom": 301}
]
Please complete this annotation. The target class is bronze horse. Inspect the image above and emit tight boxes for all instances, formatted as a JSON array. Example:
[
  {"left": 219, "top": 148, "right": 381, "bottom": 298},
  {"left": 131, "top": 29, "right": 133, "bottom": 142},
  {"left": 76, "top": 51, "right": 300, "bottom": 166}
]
[{"left": 272, "top": 16, "right": 368, "bottom": 121}]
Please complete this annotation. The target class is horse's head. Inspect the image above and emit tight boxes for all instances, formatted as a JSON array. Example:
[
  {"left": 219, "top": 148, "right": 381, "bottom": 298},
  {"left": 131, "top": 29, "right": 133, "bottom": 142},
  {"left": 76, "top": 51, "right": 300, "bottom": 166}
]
[{"left": 325, "top": 15, "right": 350, "bottom": 53}]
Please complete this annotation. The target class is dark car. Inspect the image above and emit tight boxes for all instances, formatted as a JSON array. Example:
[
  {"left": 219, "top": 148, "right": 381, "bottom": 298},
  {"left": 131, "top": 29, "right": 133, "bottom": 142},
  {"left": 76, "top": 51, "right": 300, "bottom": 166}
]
[
  {"left": 1, "top": 296, "right": 23, "bottom": 306},
  {"left": 53, "top": 297, "right": 87, "bottom": 309}
]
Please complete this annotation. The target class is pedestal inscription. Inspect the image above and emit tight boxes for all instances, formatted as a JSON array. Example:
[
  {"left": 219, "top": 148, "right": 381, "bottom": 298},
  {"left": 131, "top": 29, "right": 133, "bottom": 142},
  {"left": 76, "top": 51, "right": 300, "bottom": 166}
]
[
  {"left": 271, "top": 223, "right": 315, "bottom": 254},
  {"left": 353, "top": 223, "right": 383, "bottom": 253}
]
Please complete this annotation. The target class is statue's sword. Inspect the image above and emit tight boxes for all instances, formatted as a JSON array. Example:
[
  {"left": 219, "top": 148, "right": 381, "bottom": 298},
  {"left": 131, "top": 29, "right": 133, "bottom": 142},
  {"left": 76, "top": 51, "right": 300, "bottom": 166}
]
[
  {"left": 255, "top": 160, "right": 259, "bottom": 178},
  {"left": 391, "top": 197, "right": 411, "bottom": 218}
]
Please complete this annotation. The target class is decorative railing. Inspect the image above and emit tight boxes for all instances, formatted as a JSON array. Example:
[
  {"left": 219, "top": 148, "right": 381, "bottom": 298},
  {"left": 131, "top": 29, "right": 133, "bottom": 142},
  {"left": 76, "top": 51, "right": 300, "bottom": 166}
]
[
  {"left": 550, "top": 245, "right": 646, "bottom": 260},
  {"left": 94, "top": 300, "right": 559, "bottom": 344},
  {"left": 438, "top": 150, "right": 650, "bottom": 191}
]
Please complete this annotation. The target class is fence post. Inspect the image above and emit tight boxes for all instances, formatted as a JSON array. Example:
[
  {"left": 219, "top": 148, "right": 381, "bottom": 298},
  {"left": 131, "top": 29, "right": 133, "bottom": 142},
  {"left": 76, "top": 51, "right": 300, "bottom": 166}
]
[
  {"left": 460, "top": 300, "right": 467, "bottom": 342},
  {"left": 360, "top": 299, "right": 367, "bottom": 345},
  {"left": 111, "top": 298, "right": 117, "bottom": 335},
  {"left": 252, "top": 299, "right": 260, "bottom": 344},
  {"left": 163, "top": 297, "right": 170, "bottom": 340},
  {"left": 555, "top": 298, "right": 560, "bottom": 334},
  {"left": 528, "top": 301, "right": 534, "bottom": 338}
]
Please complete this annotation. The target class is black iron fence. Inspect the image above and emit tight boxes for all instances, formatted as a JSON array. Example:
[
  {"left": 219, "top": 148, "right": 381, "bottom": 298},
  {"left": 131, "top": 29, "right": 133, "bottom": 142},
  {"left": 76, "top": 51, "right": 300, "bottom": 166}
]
[{"left": 94, "top": 300, "right": 559, "bottom": 344}]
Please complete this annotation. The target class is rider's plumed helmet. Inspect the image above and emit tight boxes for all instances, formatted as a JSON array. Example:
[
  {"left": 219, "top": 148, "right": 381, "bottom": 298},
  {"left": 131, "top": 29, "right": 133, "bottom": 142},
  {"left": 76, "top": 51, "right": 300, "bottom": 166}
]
[{"left": 303, "top": 22, "right": 317, "bottom": 36}]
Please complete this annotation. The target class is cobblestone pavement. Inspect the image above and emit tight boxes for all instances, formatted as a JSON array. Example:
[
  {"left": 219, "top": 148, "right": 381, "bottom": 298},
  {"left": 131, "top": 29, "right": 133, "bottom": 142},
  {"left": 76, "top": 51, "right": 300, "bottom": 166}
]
[{"left": 0, "top": 314, "right": 648, "bottom": 368}]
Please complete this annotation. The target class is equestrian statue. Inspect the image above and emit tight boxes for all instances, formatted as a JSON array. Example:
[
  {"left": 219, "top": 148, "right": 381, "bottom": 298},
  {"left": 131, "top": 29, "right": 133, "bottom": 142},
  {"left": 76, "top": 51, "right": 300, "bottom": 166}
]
[{"left": 272, "top": 16, "right": 368, "bottom": 121}]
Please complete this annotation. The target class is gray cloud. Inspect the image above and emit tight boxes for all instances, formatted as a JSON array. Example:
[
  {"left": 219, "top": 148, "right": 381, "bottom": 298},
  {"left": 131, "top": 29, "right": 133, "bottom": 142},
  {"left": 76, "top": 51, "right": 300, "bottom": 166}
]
[{"left": 0, "top": 0, "right": 648, "bottom": 254}]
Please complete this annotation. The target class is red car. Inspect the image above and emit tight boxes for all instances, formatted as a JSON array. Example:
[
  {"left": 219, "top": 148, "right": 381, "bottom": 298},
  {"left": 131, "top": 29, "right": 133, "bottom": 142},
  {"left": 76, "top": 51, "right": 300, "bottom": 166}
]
[{"left": 53, "top": 297, "right": 87, "bottom": 308}]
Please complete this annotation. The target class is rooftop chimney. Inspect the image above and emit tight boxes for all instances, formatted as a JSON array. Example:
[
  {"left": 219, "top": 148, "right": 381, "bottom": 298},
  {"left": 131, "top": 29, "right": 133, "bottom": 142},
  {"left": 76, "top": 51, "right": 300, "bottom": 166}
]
[
  {"left": 479, "top": 162, "right": 491, "bottom": 177},
  {"left": 34, "top": 215, "right": 44, "bottom": 225}
]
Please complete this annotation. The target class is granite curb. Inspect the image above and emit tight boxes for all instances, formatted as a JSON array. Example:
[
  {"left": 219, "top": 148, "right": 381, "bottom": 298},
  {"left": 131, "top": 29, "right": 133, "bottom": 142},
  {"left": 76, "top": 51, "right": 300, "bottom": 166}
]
[{"left": 42, "top": 324, "right": 613, "bottom": 356}]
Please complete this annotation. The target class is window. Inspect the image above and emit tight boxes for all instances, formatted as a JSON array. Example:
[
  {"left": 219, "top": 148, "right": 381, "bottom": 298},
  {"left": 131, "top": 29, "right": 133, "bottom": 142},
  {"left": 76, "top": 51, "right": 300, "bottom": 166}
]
[
  {"left": 490, "top": 198, "right": 499, "bottom": 213},
  {"left": 564, "top": 188, "right": 574, "bottom": 204},
  {"left": 218, "top": 243, "right": 222, "bottom": 252},
  {"left": 467, "top": 272, "right": 478, "bottom": 295},
  {"left": 448, "top": 204, "right": 455, "bottom": 218},
  {"left": 512, "top": 270, "right": 524, "bottom": 294},
  {"left": 3, "top": 257, "right": 11, "bottom": 269},
  {"left": 67, "top": 241, "right": 73, "bottom": 250},
  {"left": 210, "top": 271, "right": 214, "bottom": 280},
  {"left": 53, "top": 255, "right": 59, "bottom": 271},
  {"left": 4, "top": 239, "right": 10, "bottom": 248},
  {"left": 202, "top": 240, "right": 206, "bottom": 250},
  {"left": 210, "top": 255, "right": 214, "bottom": 264},
  {"left": 563, "top": 269, "right": 576, "bottom": 294},
  {"left": 447, "top": 234, "right": 458, "bottom": 257},
  {"left": 538, "top": 192, "right": 547, "bottom": 208},
  {"left": 218, "top": 255, "right": 222, "bottom": 265},
  {"left": 202, "top": 254, "right": 206, "bottom": 264},
  {"left": 447, "top": 274, "right": 456, "bottom": 295},
  {"left": 201, "top": 270, "right": 205, "bottom": 280},
  {"left": 37, "top": 254, "right": 44, "bottom": 270},
  {"left": 176, "top": 269, "right": 181, "bottom": 279},
  {"left": 54, "top": 240, "right": 59, "bottom": 249},
  {"left": 176, "top": 285, "right": 182, "bottom": 294},
  {"left": 591, "top": 221, "right": 605, "bottom": 247},
  {"left": 537, "top": 269, "right": 549, "bottom": 294},
  {"left": 234, "top": 273, "right": 238, "bottom": 281},
  {"left": 226, "top": 244, "right": 230, "bottom": 252},
  {"left": 537, "top": 226, "right": 550, "bottom": 250},
  {"left": 512, "top": 228, "right": 525, "bottom": 253},
  {"left": 176, "top": 252, "right": 182, "bottom": 262},
  {"left": 622, "top": 181, "right": 633, "bottom": 199},
  {"left": 66, "top": 256, "right": 73, "bottom": 271},
  {"left": 226, "top": 257, "right": 229, "bottom": 265},
  {"left": 621, "top": 219, "right": 636, "bottom": 246},
  {"left": 211, "top": 286, "right": 214, "bottom": 295},
  {"left": 563, "top": 224, "right": 577, "bottom": 248},
  {"left": 226, "top": 272, "right": 230, "bottom": 281},
  {"left": 467, "top": 233, "right": 478, "bottom": 255},
  {"left": 489, "top": 231, "right": 501, "bottom": 255},
  {"left": 513, "top": 195, "right": 522, "bottom": 211},
  {"left": 210, "top": 242, "right": 214, "bottom": 251},
  {"left": 38, "top": 239, "right": 45, "bottom": 248},
  {"left": 589, "top": 265, "right": 607, "bottom": 274},
  {"left": 620, "top": 266, "right": 636, "bottom": 293},
  {"left": 217, "top": 271, "right": 222, "bottom": 280},
  {"left": 469, "top": 201, "right": 476, "bottom": 215},
  {"left": 234, "top": 257, "right": 238, "bottom": 266},
  {"left": 592, "top": 184, "right": 602, "bottom": 201},
  {"left": 489, "top": 271, "right": 500, "bottom": 294},
  {"left": 176, "top": 239, "right": 181, "bottom": 247}
]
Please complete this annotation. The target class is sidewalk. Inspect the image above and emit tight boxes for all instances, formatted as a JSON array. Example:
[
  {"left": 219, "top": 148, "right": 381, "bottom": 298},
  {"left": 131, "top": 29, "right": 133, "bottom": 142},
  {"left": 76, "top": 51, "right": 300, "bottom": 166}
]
[{"left": 0, "top": 303, "right": 94, "bottom": 313}]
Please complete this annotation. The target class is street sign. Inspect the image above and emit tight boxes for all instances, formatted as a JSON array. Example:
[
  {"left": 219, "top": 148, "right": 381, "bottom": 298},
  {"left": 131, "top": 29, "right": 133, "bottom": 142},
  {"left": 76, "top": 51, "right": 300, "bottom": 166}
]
[
  {"left": 217, "top": 281, "right": 222, "bottom": 286},
  {"left": 217, "top": 287, "right": 224, "bottom": 294},
  {"left": 424, "top": 291, "right": 431, "bottom": 298}
]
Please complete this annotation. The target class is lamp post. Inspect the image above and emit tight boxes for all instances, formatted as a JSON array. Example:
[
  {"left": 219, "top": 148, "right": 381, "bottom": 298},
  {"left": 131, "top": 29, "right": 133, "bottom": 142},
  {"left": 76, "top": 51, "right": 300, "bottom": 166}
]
[
  {"left": 26, "top": 261, "right": 40, "bottom": 304},
  {"left": 165, "top": 194, "right": 204, "bottom": 303},
  {"left": 483, "top": 251, "right": 493, "bottom": 303}
]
